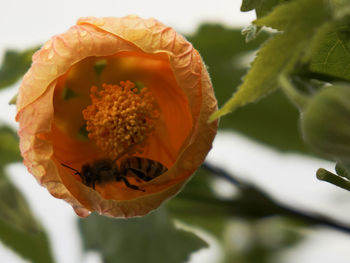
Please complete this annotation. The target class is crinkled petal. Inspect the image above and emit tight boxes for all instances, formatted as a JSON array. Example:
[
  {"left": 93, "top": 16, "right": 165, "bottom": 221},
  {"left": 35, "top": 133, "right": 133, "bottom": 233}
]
[{"left": 16, "top": 16, "right": 217, "bottom": 218}]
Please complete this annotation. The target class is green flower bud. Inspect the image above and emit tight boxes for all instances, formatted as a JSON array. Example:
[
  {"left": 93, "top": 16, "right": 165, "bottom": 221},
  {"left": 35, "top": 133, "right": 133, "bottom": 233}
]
[{"left": 301, "top": 84, "right": 350, "bottom": 165}]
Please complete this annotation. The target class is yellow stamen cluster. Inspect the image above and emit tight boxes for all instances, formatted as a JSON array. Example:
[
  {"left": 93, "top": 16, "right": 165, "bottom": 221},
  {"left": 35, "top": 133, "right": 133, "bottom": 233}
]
[{"left": 83, "top": 81, "right": 159, "bottom": 158}]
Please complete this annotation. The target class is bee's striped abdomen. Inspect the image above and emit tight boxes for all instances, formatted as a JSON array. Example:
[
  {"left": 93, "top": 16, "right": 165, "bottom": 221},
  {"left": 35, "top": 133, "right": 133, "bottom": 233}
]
[{"left": 121, "top": 157, "right": 168, "bottom": 181}]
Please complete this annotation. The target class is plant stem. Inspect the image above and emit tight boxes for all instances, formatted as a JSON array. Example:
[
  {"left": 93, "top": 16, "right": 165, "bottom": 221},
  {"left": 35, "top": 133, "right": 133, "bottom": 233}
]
[
  {"left": 203, "top": 161, "right": 350, "bottom": 234},
  {"left": 201, "top": 162, "right": 242, "bottom": 187},
  {"left": 317, "top": 168, "right": 350, "bottom": 191},
  {"left": 278, "top": 74, "right": 309, "bottom": 110}
]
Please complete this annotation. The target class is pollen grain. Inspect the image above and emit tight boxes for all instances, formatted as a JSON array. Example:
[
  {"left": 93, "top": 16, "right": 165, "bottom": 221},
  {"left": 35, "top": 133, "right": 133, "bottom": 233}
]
[{"left": 82, "top": 81, "right": 159, "bottom": 158}]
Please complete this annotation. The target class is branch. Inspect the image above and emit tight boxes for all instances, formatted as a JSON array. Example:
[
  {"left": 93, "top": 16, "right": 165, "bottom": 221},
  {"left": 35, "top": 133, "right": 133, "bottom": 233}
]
[{"left": 202, "top": 161, "right": 350, "bottom": 234}]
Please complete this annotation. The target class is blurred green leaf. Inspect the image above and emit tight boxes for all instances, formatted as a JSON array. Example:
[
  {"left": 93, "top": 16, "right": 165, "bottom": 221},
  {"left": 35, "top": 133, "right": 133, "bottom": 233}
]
[
  {"left": 241, "top": 0, "right": 262, "bottom": 11},
  {"left": 0, "top": 125, "right": 54, "bottom": 262},
  {"left": 0, "top": 46, "right": 39, "bottom": 89},
  {"left": 169, "top": 165, "right": 307, "bottom": 263},
  {"left": 79, "top": 209, "right": 207, "bottom": 263},
  {"left": 240, "top": 0, "right": 289, "bottom": 18},
  {"left": 0, "top": 126, "right": 22, "bottom": 167},
  {"left": 0, "top": 171, "right": 54, "bottom": 263},
  {"left": 212, "top": 0, "right": 331, "bottom": 121},
  {"left": 335, "top": 162, "right": 350, "bottom": 180},
  {"left": 188, "top": 24, "right": 310, "bottom": 153},
  {"left": 168, "top": 165, "right": 292, "bottom": 233},
  {"left": 223, "top": 218, "right": 304, "bottom": 263},
  {"left": 167, "top": 167, "right": 228, "bottom": 237},
  {"left": 222, "top": 91, "right": 309, "bottom": 153}
]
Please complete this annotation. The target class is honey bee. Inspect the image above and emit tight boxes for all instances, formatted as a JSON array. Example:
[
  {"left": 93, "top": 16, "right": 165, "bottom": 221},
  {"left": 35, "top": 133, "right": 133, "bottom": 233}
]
[{"left": 61, "top": 157, "right": 168, "bottom": 192}]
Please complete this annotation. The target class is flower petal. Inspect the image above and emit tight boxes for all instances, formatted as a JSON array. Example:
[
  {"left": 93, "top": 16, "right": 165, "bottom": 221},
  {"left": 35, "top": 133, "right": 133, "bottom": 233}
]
[{"left": 16, "top": 16, "right": 218, "bottom": 218}]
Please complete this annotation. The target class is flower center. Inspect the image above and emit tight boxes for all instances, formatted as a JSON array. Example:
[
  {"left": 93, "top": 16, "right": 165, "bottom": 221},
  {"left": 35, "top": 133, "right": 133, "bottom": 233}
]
[{"left": 82, "top": 80, "right": 160, "bottom": 159}]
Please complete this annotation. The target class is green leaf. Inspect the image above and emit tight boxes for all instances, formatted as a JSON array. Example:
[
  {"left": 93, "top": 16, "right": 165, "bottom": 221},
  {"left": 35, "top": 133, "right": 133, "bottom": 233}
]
[
  {"left": 169, "top": 166, "right": 305, "bottom": 263},
  {"left": 185, "top": 24, "right": 269, "bottom": 117},
  {"left": 0, "top": 46, "right": 39, "bottom": 89},
  {"left": 0, "top": 171, "right": 54, "bottom": 263},
  {"left": 211, "top": 0, "right": 332, "bottom": 121},
  {"left": 222, "top": 218, "right": 304, "bottom": 263},
  {"left": 240, "top": 0, "right": 289, "bottom": 42},
  {"left": 79, "top": 209, "right": 207, "bottom": 263},
  {"left": 309, "top": 21, "right": 350, "bottom": 81},
  {"left": 0, "top": 125, "right": 54, "bottom": 262},
  {"left": 167, "top": 167, "right": 228, "bottom": 237},
  {"left": 188, "top": 24, "right": 310, "bottom": 153},
  {"left": 168, "top": 166, "right": 290, "bottom": 233},
  {"left": 0, "top": 126, "right": 22, "bottom": 167},
  {"left": 223, "top": 91, "right": 310, "bottom": 153},
  {"left": 335, "top": 162, "right": 350, "bottom": 180},
  {"left": 240, "top": 0, "right": 289, "bottom": 18},
  {"left": 241, "top": 0, "right": 263, "bottom": 11}
]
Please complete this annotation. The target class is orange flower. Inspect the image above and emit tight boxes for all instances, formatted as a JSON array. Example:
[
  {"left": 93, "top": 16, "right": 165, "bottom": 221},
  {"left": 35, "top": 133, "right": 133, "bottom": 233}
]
[{"left": 16, "top": 16, "right": 218, "bottom": 218}]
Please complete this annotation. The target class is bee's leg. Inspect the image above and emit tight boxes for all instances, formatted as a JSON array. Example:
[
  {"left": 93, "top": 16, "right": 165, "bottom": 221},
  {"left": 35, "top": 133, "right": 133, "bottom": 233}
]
[
  {"left": 61, "top": 163, "right": 82, "bottom": 177},
  {"left": 122, "top": 177, "right": 145, "bottom": 192},
  {"left": 130, "top": 174, "right": 143, "bottom": 183},
  {"left": 126, "top": 168, "right": 147, "bottom": 181},
  {"left": 125, "top": 169, "right": 143, "bottom": 183}
]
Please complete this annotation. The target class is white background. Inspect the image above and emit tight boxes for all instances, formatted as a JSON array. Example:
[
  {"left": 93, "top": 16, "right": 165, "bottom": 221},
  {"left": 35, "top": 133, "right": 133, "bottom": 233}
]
[{"left": 1, "top": 1, "right": 350, "bottom": 263}]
